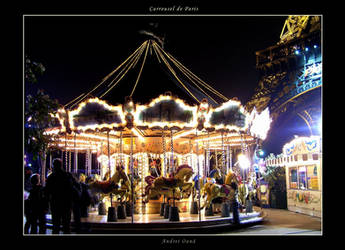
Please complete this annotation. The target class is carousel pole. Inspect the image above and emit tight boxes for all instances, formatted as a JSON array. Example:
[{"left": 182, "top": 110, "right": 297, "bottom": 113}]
[
  {"left": 162, "top": 129, "right": 167, "bottom": 177},
  {"left": 107, "top": 130, "right": 113, "bottom": 206},
  {"left": 85, "top": 149, "right": 88, "bottom": 176},
  {"left": 107, "top": 129, "right": 116, "bottom": 222},
  {"left": 49, "top": 153, "right": 52, "bottom": 172},
  {"left": 170, "top": 129, "right": 175, "bottom": 208},
  {"left": 64, "top": 132, "right": 67, "bottom": 171},
  {"left": 96, "top": 142, "right": 100, "bottom": 175},
  {"left": 207, "top": 130, "right": 210, "bottom": 176},
  {"left": 169, "top": 128, "right": 179, "bottom": 221},
  {"left": 189, "top": 137, "right": 197, "bottom": 215},
  {"left": 160, "top": 129, "right": 167, "bottom": 216},
  {"left": 215, "top": 148, "right": 218, "bottom": 170},
  {"left": 68, "top": 151, "right": 71, "bottom": 173},
  {"left": 221, "top": 131, "right": 225, "bottom": 182},
  {"left": 74, "top": 133, "right": 78, "bottom": 174},
  {"left": 221, "top": 131, "right": 230, "bottom": 217},
  {"left": 130, "top": 131, "right": 134, "bottom": 223},
  {"left": 240, "top": 133, "right": 247, "bottom": 182},
  {"left": 170, "top": 129, "right": 175, "bottom": 175},
  {"left": 196, "top": 128, "right": 201, "bottom": 222},
  {"left": 228, "top": 145, "right": 232, "bottom": 171},
  {"left": 120, "top": 131, "right": 123, "bottom": 171}
]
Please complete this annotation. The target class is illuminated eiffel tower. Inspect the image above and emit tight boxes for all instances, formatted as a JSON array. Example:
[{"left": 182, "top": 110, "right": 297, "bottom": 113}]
[{"left": 246, "top": 16, "right": 321, "bottom": 137}]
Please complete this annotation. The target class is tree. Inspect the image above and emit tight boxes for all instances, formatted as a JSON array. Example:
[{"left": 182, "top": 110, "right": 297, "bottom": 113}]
[
  {"left": 262, "top": 165, "right": 286, "bottom": 192},
  {"left": 262, "top": 165, "right": 287, "bottom": 209},
  {"left": 25, "top": 89, "right": 60, "bottom": 161},
  {"left": 25, "top": 55, "right": 46, "bottom": 84},
  {"left": 24, "top": 56, "right": 60, "bottom": 166}
]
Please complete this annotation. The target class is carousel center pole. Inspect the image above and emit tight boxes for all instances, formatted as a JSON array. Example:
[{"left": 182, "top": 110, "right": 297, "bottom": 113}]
[
  {"left": 196, "top": 128, "right": 201, "bottom": 222},
  {"left": 107, "top": 130, "right": 112, "bottom": 206},
  {"left": 170, "top": 129, "right": 175, "bottom": 207},
  {"left": 74, "top": 132, "right": 78, "bottom": 174},
  {"left": 162, "top": 129, "right": 166, "bottom": 203},
  {"left": 207, "top": 130, "right": 210, "bottom": 177},
  {"left": 130, "top": 131, "right": 134, "bottom": 223},
  {"left": 120, "top": 131, "right": 123, "bottom": 166},
  {"left": 107, "top": 129, "right": 116, "bottom": 222},
  {"left": 221, "top": 131, "right": 225, "bottom": 182},
  {"left": 64, "top": 132, "right": 67, "bottom": 171}
]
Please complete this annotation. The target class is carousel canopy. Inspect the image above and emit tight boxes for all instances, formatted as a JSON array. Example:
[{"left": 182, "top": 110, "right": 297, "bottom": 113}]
[{"left": 46, "top": 39, "right": 272, "bottom": 153}]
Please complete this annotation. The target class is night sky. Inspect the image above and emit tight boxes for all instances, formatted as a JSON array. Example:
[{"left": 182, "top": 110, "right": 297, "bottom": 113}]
[
  {"left": 24, "top": 15, "right": 287, "bottom": 104},
  {"left": 24, "top": 15, "right": 293, "bottom": 154}
]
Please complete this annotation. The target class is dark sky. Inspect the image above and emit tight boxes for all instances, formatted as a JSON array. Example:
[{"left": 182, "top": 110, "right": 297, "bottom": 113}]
[
  {"left": 25, "top": 15, "right": 293, "bottom": 154},
  {"left": 24, "top": 15, "right": 287, "bottom": 105}
]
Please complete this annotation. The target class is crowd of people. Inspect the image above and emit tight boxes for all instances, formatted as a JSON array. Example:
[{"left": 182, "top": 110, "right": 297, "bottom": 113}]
[{"left": 24, "top": 159, "right": 94, "bottom": 234}]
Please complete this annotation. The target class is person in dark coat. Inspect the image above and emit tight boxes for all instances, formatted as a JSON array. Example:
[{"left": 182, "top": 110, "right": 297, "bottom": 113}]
[
  {"left": 24, "top": 166, "right": 33, "bottom": 234},
  {"left": 79, "top": 174, "right": 91, "bottom": 218},
  {"left": 27, "top": 174, "right": 48, "bottom": 234},
  {"left": 229, "top": 182, "right": 240, "bottom": 225},
  {"left": 45, "top": 159, "right": 74, "bottom": 234},
  {"left": 24, "top": 166, "right": 33, "bottom": 192}
]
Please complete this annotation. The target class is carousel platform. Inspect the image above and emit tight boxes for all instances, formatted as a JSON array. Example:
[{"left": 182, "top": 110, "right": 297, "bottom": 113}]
[{"left": 45, "top": 208, "right": 264, "bottom": 233}]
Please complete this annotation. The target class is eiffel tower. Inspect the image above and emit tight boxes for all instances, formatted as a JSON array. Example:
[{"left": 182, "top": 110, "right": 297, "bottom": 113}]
[{"left": 246, "top": 16, "right": 321, "bottom": 139}]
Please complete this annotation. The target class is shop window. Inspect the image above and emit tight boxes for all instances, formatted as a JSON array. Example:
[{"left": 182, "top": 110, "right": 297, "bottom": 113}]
[
  {"left": 289, "top": 167, "right": 298, "bottom": 189},
  {"left": 307, "top": 165, "right": 319, "bottom": 190},
  {"left": 302, "top": 154, "right": 308, "bottom": 161},
  {"left": 312, "top": 154, "right": 319, "bottom": 161},
  {"left": 298, "top": 166, "right": 307, "bottom": 189}
]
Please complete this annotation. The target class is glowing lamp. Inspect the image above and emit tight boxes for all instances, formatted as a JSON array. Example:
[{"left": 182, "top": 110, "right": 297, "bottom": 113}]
[
  {"left": 305, "top": 47, "right": 309, "bottom": 52},
  {"left": 295, "top": 50, "right": 300, "bottom": 55},
  {"left": 238, "top": 153, "right": 250, "bottom": 169}
]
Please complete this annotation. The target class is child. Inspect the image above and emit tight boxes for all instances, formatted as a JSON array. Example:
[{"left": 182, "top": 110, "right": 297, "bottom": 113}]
[{"left": 28, "top": 174, "right": 48, "bottom": 234}]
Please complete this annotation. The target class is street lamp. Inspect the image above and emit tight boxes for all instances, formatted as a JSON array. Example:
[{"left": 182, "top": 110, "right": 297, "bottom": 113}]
[{"left": 238, "top": 153, "right": 250, "bottom": 169}]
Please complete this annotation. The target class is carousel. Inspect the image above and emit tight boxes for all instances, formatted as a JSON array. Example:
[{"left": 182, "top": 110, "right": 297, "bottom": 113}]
[{"left": 44, "top": 39, "right": 272, "bottom": 232}]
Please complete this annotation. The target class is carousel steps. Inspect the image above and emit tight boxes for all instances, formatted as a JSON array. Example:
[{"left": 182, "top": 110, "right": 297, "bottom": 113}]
[{"left": 45, "top": 210, "right": 263, "bottom": 233}]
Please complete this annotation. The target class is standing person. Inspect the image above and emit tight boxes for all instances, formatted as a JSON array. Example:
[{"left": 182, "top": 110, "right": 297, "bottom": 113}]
[
  {"left": 79, "top": 174, "right": 91, "bottom": 218},
  {"left": 24, "top": 166, "right": 33, "bottom": 192},
  {"left": 24, "top": 166, "right": 33, "bottom": 234},
  {"left": 229, "top": 182, "right": 240, "bottom": 225},
  {"left": 45, "top": 159, "right": 74, "bottom": 234},
  {"left": 28, "top": 174, "right": 48, "bottom": 234}
]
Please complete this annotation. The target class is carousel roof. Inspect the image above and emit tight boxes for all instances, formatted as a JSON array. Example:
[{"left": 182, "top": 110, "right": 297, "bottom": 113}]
[{"left": 46, "top": 39, "right": 272, "bottom": 152}]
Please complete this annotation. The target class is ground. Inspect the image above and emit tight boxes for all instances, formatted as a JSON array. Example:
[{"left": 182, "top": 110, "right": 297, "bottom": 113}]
[
  {"left": 25, "top": 206, "right": 321, "bottom": 235},
  {"left": 218, "top": 207, "right": 322, "bottom": 235}
]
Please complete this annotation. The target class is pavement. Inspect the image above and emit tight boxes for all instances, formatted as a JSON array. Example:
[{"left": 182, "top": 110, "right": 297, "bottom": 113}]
[
  {"left": 217, "top": 207, "right": 322, "bottom": 235},
  {"left": 24, "top": 206, "right": 322, "bottom": 235}
]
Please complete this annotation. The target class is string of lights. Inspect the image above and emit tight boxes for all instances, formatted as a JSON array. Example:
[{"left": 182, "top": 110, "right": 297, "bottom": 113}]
[
  {"left": 152, "top": 42, "right": 201, "bottom": 103},
  {"left": 130, "top": 40, "right": 151, "bottom": 97},
  {"left": 68, "top": 41, "right": 147, "bottom": 107}
]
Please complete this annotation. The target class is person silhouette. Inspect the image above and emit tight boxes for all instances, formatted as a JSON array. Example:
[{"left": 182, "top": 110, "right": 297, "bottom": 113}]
[{"left": 45, "top": 159, "right": 74, "bottom": 234}]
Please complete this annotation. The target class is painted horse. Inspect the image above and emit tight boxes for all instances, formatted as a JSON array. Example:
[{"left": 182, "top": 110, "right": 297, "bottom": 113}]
[
  {"left": 143, "top": 164, "right": 194, "bottom": 202},
  {"left": 142, "top": 175, "right": 182, "bottom": 203},
  {"left": 88, "top": 165, "right": 131, "bottom": 203},
  {"left": 200, "top": 169, "right": 241, "bottom": 209},
  {"left": 192, "top": 168, "right": 222, "bottom": 200}
]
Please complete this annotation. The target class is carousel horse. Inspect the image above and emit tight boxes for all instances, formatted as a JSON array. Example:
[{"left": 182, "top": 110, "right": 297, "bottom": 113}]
[
  {"left": 143, "top": 164, "right": 194, "bottom": 202},
  {"left": 88, "top": 165, "right": 131, "bottom": 203},
  {"left": 200, "top": 170, "right": 241, "bottom": 209},
  {"left": 142, "top": 175, "right": 182, "bottom": 203},
  {"left": 192, "top": 168, "right": 222, "bottom": 200}
]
